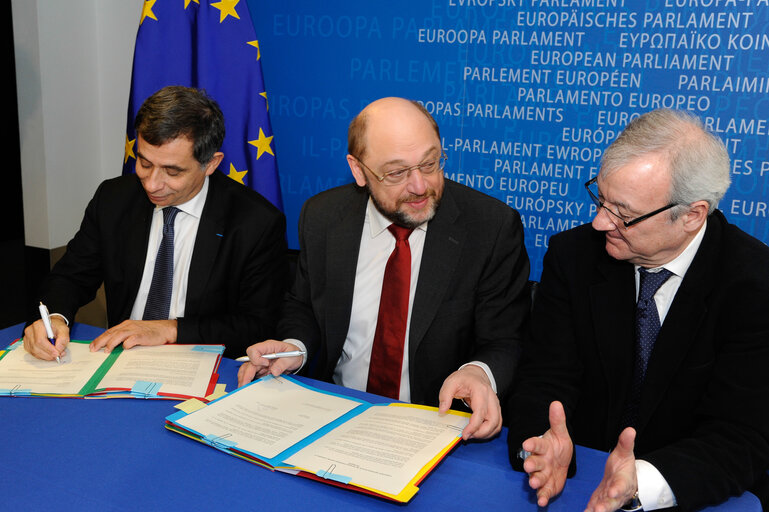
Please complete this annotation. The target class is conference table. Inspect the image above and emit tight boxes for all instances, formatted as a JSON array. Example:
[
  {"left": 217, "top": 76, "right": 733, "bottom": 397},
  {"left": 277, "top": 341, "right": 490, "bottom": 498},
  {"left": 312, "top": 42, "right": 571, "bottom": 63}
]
[{"left": 1, "top": 323, "right": 761, "bottom": 511}]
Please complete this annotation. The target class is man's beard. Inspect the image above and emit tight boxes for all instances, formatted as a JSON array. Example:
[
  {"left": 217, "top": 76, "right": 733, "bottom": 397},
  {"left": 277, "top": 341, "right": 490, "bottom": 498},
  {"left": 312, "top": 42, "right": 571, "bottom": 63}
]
[{"left": 367, "top": 186, "right": 441, "bottom": 229}]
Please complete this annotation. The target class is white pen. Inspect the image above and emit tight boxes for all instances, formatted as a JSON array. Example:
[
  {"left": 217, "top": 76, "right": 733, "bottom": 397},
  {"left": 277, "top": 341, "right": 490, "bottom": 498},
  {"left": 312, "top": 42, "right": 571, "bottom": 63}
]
[
  {"left": 235, "top": 350, "right": 306, "bottom": 362},
  {"left": 38, "top": 302, "right": 61, "bottom": 364}
]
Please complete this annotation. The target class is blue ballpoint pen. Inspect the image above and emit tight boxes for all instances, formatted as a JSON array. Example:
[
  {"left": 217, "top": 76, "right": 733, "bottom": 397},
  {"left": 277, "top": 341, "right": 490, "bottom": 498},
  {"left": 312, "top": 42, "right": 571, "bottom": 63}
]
[{"left": 38, "top": 302, "right": 62, "bottom": 364}]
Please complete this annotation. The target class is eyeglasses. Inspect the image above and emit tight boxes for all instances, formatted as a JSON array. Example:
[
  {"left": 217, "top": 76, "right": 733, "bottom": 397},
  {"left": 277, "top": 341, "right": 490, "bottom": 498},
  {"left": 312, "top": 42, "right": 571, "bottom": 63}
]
[
  {"left": 584, "top": 176, "right": 678, "bottom": 228},
  {"left": 354, "top": 153, "right": 447, "bottom": 186}
]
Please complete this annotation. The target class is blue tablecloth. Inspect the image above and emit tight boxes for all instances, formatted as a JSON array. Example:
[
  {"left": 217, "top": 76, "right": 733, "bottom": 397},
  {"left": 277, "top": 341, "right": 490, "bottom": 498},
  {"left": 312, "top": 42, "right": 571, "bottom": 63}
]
[{"left": 0, "top": 323, "right": 760, "bottom": 511}]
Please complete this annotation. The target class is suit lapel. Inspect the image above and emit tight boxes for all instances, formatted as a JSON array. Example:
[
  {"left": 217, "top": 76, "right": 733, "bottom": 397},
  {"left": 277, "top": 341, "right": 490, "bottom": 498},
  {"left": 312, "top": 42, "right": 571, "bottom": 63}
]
[
  {"left": 324, "top": 187, "right": 367, "bottom": 366},
  {"left": 118, "top": 178, "right": 154, "bottom": 320},
  {"left": 185, "top": 174, "right": 225, "bottom": 316},
  {"left": 590, "top": 254, "right": 637, "bottom": 437},
  {"left": 637, "top": 217, "right": 721, "bottom": 432},
  {"left": 409, "top": 185, "right": 464, "bottom": 357}
]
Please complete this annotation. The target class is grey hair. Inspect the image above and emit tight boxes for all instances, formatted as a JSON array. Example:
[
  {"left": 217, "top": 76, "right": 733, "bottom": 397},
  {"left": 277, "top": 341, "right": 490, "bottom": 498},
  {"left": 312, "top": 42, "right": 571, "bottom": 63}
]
[{"left": 599, "top": 109, "right": 730, "bottom": 217}]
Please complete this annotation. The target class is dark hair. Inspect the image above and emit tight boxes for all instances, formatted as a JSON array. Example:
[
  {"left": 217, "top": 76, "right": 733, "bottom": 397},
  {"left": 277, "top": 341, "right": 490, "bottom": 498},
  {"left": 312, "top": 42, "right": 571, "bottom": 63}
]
[
  {"left": 135, "top": 86, "right": 225, "bottom": 165},
  {"left": 347, "top": 99, "right": 440, "bottom": 159}
]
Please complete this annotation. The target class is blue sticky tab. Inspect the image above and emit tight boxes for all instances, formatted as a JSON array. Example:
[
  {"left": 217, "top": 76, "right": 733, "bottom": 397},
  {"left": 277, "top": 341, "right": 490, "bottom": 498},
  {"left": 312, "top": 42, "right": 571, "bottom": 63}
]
[
  {"left": 131, "top": 381, "right": 162, "bottom": 398},
  {"left": 6, "top": 340, "right": 22, "bottom": 350},
  {"left": 192, "top": 345, "right": 225, "bottom": 354},
  {"left": 0, "top": 388, "right": 32, "bottom": 397},
  {"left": 203, "top": 434, "right": 237, "bottom": 449},
  {"left": 166, "top": 410, "right": 188, "bottom": 422},
  {"left": 317, "top": 468, "right": 352, "bottom": 484}
]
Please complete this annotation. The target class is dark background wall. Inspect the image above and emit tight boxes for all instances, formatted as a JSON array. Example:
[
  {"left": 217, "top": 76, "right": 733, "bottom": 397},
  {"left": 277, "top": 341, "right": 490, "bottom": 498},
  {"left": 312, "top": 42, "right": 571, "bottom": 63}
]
[{"left": 0, "top": 1, "right": 34, "bottom": 329}]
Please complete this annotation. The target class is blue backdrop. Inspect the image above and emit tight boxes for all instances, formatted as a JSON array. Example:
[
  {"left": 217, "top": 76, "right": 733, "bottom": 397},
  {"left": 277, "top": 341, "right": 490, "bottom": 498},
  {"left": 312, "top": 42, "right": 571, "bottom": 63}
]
[{"left": 246, "top": 0, "right": 769, "bottom": 279}]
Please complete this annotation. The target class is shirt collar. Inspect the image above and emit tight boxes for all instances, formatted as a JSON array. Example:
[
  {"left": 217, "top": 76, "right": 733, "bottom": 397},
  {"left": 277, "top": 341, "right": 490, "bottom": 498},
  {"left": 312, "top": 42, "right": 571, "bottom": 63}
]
[
  {"left": 156, "top": 175, "right": 209, "bottom": 219},
  {"left": 636, "top": 219, "right": 707, "bottom": 278},
  {"left": 366, "top": 198, "right": 428, "bottom": 239}
]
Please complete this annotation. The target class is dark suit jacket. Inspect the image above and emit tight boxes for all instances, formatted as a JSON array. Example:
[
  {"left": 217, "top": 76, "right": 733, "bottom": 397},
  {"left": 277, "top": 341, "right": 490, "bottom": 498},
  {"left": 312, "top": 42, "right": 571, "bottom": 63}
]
[
  {"left": 278, "top": 179, "right": 530, "bottom": 406},
  {"left": 506, "top": 210, "right": 769, "bottom": 510},
  {"left": 36, "top": 171, "right": 287, "bottom": 358}
]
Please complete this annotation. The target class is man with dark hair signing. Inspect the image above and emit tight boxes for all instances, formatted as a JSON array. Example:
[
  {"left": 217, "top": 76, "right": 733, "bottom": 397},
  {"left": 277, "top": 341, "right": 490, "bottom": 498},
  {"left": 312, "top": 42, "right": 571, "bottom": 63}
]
[
  {"left": 24, "top": 86, "right": 287, "bottom": 359},
  {"left": 238, "top": 97, "right": 530, "bottom": 440},
  {"left": 506, "top": 109, "right": 769, "bottom": 511}
]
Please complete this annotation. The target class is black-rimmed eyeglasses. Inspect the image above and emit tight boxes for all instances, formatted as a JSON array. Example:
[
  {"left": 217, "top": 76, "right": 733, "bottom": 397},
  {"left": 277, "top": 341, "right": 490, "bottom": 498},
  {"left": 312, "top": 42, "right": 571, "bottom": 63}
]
[
  {"left": 354, "top": 153, "right": 447, "bottom": 186},
  {"left": 584, "top": 176, "right": 678, "bottom": 228}
]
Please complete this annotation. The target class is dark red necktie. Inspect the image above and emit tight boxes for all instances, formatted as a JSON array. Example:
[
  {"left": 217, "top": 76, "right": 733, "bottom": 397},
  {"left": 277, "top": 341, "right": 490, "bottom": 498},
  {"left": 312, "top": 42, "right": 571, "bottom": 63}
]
[{"left": 366, "top": 224, "right": 414, "bottom": 399}]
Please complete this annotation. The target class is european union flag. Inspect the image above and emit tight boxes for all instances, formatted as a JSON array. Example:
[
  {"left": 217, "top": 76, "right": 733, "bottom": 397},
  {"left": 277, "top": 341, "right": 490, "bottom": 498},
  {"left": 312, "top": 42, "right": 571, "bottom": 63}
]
[{"left": 123, "top": 0, "right": 282, "bottom": 210}]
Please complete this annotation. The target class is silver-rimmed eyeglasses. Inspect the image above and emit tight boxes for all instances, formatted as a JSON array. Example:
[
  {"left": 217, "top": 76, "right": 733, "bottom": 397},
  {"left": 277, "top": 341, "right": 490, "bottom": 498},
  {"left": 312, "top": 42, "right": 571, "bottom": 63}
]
[{"left": 354, "top": 153, "right": 447, "bottom": 186}]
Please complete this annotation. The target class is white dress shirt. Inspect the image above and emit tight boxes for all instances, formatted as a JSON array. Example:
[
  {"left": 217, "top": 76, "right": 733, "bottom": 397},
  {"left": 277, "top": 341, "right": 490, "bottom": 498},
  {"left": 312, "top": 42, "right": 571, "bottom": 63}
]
[
  {"left": 129, "top": 177, "right": 209, "bottom": 321},
  {"left": 333, "top": 199, "right": 427, "bottom": 401},
  {"left": 632, "top": 220, "right": 707, "bottom": 511},
  {"left": 304, "top": 199, "right": 495, "bottom": 402}
]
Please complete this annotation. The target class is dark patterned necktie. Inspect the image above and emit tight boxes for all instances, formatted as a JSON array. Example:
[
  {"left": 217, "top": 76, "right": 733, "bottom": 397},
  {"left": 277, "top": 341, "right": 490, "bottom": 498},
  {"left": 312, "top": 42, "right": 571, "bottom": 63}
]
[
  {"left": 622, "top": 267, "right": 673, "bottom": 428},
  {"left": 366, "top": 224, "right": 414, "bottom": 399},
  {"left": 143, "top": 206, "right": 180, "bottom": 320}
]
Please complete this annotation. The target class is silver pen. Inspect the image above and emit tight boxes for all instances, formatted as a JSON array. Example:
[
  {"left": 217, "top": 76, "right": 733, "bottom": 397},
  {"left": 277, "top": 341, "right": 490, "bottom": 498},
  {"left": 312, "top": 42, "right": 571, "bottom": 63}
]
[{"left": 235, "top": 350, "right": 306, "bottom": 362}]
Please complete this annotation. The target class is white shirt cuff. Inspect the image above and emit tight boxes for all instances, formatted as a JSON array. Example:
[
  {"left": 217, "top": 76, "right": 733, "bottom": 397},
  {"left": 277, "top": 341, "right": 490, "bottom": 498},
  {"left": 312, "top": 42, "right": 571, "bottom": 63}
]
[
  {"left": 283, "top": 338, "right": 307, "bottom": 373},
  {"left": 49, "top": 313, "right": 69, "bottom": 326},
  {"left": 636, "top": 459, "right": 677, "bottom": 510},
  {"left": 458, "top": 361, "right": 497, "bottom": 394}
]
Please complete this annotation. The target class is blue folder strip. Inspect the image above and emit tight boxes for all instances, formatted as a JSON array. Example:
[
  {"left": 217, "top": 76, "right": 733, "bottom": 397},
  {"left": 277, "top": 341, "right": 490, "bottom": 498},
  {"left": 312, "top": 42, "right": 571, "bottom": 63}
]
[
  {"left": 165, "top": 375, "right": 376, "bottom": 467},
  {"left": 131, "top": 381, "right": 162, "bottom": 398},
  {"left": 255, "top": 375, "right": 375, "bottom": 465},
  {"left": 0, "top": 388, "right": 32, "bottom": 396},
  {"left": 282, "top": 375, "right": 371, "bottom": 405},
  {"left": 192, "top": 345, "right": 225, "bottom": 354},
  {"left": 166, "top": 409, "right": 189, "bottom": 422},
  {"left": 265, "top": 402, "right": 374, "bottom": 465},
  {"left": 317, "top": 468, "right": 352, "bottom": 484},
  {"left": 203, "top": 434, "right": 237, "bottom": 450},
  {"left": 5, "top": 340, "right": 22, "bottom": 350}
]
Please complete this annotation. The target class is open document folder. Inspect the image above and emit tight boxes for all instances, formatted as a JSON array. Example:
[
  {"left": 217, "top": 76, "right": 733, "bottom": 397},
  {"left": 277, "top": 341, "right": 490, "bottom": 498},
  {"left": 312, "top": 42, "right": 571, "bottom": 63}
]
[
  {"left": 0, "top": 340, "right": 221, "bottom": 399},
  {"left": 166, "top": 375, "right": 470, "bottom": 502}
]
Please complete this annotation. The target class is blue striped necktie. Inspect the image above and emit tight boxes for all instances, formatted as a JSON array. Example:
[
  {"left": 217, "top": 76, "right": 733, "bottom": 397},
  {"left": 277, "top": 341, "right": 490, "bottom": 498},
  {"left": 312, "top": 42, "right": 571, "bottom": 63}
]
[{"left": 143, "top": 206, "right": 180, "bottom": 320}]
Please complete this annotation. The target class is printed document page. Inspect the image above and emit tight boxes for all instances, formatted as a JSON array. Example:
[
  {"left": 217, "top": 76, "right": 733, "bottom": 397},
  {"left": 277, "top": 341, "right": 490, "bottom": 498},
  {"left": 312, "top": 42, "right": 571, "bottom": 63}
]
[
  {"left": 0, "top": 342, "right": 108, "bottom": 394},
  {"left": 176, "top": 377, "right": 361, "bottom": 459},
  {"left": 96, "top": 345, "right": 219, "bottom": 396},
  {"left": 285, "top": 404, "right": 469, "bottom": 495}
]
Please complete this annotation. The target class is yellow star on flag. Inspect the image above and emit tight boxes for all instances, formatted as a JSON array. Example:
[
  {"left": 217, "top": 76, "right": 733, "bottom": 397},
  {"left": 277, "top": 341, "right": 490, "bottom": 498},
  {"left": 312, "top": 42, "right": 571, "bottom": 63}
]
[
  {"left": 140, "top": 0, "right": 157, "bottom": 25},
  {"left": 184, "top": 0, "right": 200, "bottom": 8},
  {"left": 124, "top": 136, "right": 136, "bottom": 164},
  {"left": 249, "top": 128, "right": 275, "bottom": 159},
  {"left": 260, "top": 91, "right": 269, "bottom": 111},
  {"left": 247, "top": 40, "right": 260, "bottom": 60},
  {"left": 211, "top": 0, "right": 241, "bottom": 23},
  {"left": 226, "top": 163, "right": 248, "bottom": 184}
]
